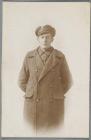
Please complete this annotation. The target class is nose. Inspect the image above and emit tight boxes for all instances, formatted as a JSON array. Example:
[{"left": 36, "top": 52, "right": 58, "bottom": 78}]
[{"left": 44, "top": 37, "right": 48, "bottom": 41}]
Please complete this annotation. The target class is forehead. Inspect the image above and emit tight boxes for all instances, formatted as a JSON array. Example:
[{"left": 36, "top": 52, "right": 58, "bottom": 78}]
[{"left": 39, "top": 33, "right": 52, "bottom": 37}]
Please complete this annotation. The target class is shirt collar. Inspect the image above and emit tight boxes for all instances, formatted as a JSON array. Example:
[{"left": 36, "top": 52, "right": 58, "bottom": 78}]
[{"left": 38, "top": 46, "right": 54, "bottom": 56}]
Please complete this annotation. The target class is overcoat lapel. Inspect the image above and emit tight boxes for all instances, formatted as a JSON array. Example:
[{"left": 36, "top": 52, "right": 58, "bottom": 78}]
[
  {"left": 38, "top": 49, "right": 59, "bottom": 82},
  {"left": 27, "top": 48, "right": 60, "bottom": 82},
  {"left": 35, "top": 48, "right": 44, "bottom": 80}
]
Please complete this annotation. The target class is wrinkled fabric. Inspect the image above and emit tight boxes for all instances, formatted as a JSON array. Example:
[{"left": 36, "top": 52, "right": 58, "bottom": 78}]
[{"left": 18, "top": 47, "right": 72, "bottom": 131}]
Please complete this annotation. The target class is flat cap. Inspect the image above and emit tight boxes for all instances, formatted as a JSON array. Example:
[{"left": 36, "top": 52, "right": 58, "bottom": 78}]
[{"left": 35, "top": 25, "right": 56, "bottom": 37}]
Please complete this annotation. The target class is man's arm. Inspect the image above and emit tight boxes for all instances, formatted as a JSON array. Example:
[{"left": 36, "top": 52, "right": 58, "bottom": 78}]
[
  {"left": 61, "top": 55, "right": 73, "bottom": 94},
  {"left": 18, "top": 55, "right": 29, "bottom": 92}
]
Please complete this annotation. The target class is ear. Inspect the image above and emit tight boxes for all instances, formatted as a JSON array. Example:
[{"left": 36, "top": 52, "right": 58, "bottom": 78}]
[{"left": 37, "top": 37, "right": 39, "bottom": 42}]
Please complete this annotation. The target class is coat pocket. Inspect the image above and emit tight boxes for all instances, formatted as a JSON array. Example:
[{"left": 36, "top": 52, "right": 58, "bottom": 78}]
[
  {"left": 53, "top": 95, "right": 65, "bottom": 100},
  {"left": 24, "top": 95, "right": 34, "bottom": 101}
]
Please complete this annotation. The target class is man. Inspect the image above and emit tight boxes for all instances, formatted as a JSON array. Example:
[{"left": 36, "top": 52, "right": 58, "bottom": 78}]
[{"left": 18, "top": 25, "right": 72, "bottom": 131}]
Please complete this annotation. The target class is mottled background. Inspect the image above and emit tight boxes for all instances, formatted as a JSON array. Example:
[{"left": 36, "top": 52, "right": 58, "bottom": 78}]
[{"left": 1, "top": 2, "right": 90, "bottom": 137}]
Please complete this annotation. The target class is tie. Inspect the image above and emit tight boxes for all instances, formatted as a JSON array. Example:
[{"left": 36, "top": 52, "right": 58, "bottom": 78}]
[{"left": 38, "top": 46, "right": 54, "bottom": 64}]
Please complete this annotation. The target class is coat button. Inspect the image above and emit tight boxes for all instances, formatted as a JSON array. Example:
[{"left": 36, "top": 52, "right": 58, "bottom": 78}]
[{"left": 36, "top": 98, "right": 40, "bottom": 102}]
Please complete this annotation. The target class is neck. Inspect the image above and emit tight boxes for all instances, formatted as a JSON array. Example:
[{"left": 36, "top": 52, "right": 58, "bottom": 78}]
[{"left": 40, "top": 45, "right": 51, "bottom": 50}]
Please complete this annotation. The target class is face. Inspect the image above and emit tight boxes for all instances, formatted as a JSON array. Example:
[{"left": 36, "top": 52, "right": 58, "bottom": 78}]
[{"left": 37, "top": 33, "right": 53, "bottom": 48}]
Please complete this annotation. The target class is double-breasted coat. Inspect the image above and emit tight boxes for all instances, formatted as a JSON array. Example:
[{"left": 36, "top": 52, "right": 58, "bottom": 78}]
[{"left": 18, "top": 47, "right": 72, "bottom": 131}]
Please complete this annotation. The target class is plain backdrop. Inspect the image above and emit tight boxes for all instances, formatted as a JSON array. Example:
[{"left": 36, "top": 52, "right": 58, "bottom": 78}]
[{"left": 2, "top": 2, "right": 90, "bottom": 137}]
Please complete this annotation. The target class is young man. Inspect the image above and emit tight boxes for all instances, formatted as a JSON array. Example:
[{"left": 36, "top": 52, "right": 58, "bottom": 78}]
[{"left": 18, "top": 25, "right": 72, "bottom": 131}]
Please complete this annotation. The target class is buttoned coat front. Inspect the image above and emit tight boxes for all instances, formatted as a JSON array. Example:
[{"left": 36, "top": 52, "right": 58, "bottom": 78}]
[{"left": 18, "top": 47, "right": 72, "bottom": 130}]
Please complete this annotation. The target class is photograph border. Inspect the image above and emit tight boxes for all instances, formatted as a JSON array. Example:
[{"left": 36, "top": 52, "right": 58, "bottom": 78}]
[{"left": 0, "top": 0, "right": 90, "bottom": 139}]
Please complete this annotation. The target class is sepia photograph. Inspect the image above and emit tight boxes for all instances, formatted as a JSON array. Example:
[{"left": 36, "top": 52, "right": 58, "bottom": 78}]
[{"left": 1, "top": 2, "right": 90, "bottom": 137}]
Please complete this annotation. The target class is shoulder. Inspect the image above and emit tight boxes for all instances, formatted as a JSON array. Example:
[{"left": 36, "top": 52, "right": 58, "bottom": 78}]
[
  {"left": 54, "top": 49, "right": 65, "bottom": 59},
  {"left": 25, "top": 49, "right": 36, "bottom": 59}
]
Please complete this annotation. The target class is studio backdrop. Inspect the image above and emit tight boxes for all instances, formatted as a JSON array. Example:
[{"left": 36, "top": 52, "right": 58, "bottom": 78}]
[{"left": 2, "top": 2, "right": 90, "bottom": 137}]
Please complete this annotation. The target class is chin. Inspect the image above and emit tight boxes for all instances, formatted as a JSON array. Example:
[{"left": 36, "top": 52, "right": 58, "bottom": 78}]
[
  {"left": 42, "top": 45, "right": 47, "bottom": 48},
  {"left": 44, "top": 45, "right": 49, "bottom": 47}
]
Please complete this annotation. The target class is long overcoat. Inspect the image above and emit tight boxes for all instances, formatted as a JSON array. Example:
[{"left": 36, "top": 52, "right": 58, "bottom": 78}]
[{"left": 18, "top": 47, "right": 72, "bottom": 131}]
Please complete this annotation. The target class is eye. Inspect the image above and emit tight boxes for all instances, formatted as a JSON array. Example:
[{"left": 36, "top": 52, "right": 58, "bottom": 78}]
[{"left": 41, "top": 36, "right": 44, "bottom": 39}]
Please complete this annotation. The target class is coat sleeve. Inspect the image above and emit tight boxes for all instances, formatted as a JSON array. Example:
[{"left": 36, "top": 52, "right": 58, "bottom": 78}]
[
  {"left": 18, "top": 55, "right": 29, "bottom": 92},
  {"left": 60, "top": 55, "right": 73, "bottom": 94}
]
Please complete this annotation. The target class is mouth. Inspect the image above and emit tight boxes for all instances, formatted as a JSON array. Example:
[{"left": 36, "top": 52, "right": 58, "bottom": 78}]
[{"left": 44, "top": 41, "right": 48, "bottom": 44}]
